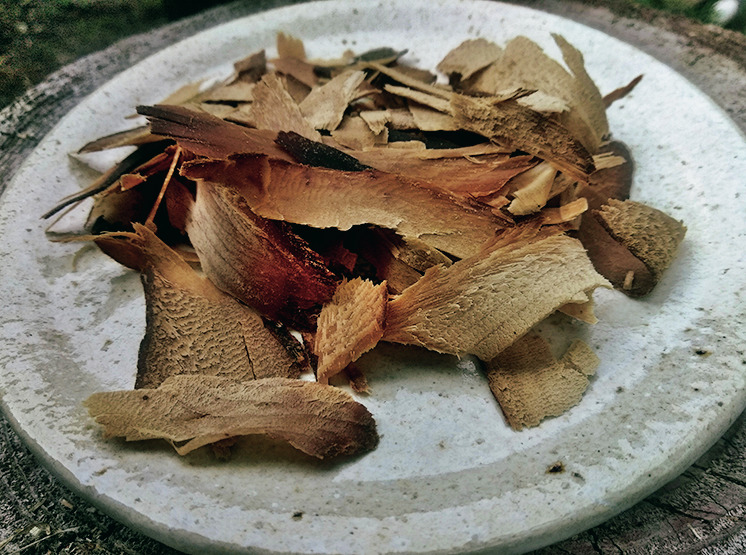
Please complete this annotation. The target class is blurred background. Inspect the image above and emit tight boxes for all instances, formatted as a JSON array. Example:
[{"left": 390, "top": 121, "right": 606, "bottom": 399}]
[{"left": 1, "top": 0, "right": 745, "bottom": 110}]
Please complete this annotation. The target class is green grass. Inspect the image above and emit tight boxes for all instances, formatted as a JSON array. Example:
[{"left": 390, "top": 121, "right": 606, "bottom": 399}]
[{"left": 0, "top": 0, "right": 170, "bottom": 107}]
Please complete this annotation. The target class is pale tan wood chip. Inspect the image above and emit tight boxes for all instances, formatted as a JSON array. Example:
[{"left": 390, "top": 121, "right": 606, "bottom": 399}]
[
  {"left": 408, "top": 103, "right": 459, "bottom": 131},
  {"left": 552, "top": 34, "right": 609, "bottom": 143},
  {"left": 200, "top": 103, "right": 242, "bottom": 120},
  {"left": 538, "top": 197, "right": 589, "bottom": 226},
  {"left": 486, "top": 334, "right": 599, "bottom": 430},
  {"left": 507, "top": 161, "right": 558, "bottom": 215},
  {"left": 77, "top": 126, "right": 156, "bottom": 153},
  {"left": 437, "top": 38, "right": 503, "bottom": 81},
  {"left": 466, "top": 35, "right": 607, "bottom": 153},
  {"left": 246, "top": 73, "right": 320, "bottom": 141},
  {"left": 360, "top": 109, "right": 416, "bottom": 134},
  {"left": 384, "top": 84, "right": 452, "bottom": 114},
  {"left": 299, "top": 70, "right": 366, "bottom": 131},
  {"left": 277, "top": 32, "right": 306, "bottom": 60},
  {"left": 451, "top": 92, "right": 595, "bottom": 181},
  {"left": 603, "top": 74, "right": 643, "bottom": 108},
  {"left": 84, "top": 375, "right": 379, "bottom": 459},
  {"left": 558, "top": 295, "right": 598, "bottom": 324},
  {"left": 272, "top": 57, "right": 318, "bottom": 89},
  {"left": 595, "top": 199, "right": 686, "bottom": 282},
  {"left": 160, "top": 80, "right": 207, "bottom": 106},
  {"left": 315, "top": 278, "right": 388, "bottom": 384},
  {"left": 232, "top": 49, "right": 267, "bottom": 83},
  {"left": 516, "top": 90, "right": 569, "bottom": 115},
  {"left": 181, "top": 154, "right": 509, "bottom": 259},
  {"left": 331, "top": 115, "right": 388, "bottom": 150},
  {"left": 383, "top": 234, "right": 610, "bottom": 361},
  {"left": 366, "top": 62, "right": 452, "bottom": 99},
  {"left": 200, "top": 81, "right": 256, "bottom": 103}
]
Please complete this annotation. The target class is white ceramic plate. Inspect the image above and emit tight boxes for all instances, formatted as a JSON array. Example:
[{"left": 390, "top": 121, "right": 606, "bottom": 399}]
[{"left": 1, "top": 1, "right": 745, "bottom": 553}]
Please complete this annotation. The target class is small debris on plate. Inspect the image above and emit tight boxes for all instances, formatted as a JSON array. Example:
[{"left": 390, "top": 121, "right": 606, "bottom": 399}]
[{"left": 47, "top": 32, "right": 685, "bottom": 457}]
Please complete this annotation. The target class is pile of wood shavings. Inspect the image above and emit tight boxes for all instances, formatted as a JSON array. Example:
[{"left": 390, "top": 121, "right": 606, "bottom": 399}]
[{"left": 46, "top": 32, "right": 686, "bottom": 459}]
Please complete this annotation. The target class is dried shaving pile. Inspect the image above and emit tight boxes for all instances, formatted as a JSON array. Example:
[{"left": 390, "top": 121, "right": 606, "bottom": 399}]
[{"left": 48, "top": 33, "right": 686, "bottom": 459}]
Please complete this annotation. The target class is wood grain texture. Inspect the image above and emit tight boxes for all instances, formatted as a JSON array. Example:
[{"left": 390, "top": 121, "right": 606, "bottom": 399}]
[{"left": 1, "top": 1, "right": 744, "bottom": 553}]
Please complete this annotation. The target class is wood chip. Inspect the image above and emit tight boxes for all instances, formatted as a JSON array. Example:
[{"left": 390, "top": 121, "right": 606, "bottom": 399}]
[
  {"left": 181, "top": 154, "right": 509, "bottom": 259},
  {"left": 465, "top": 35, "right": 607, "bottom": 153},
  {"left": 246, "top": 73, "right": 321, "bottom": 140},
  {"left": 437, "top": 38, "right": 503, "bottom": 82},
  {"left": 299, "top": 70, "right": 366, "bottom": 131},
  {"left": 186, "top": 181, "right": 338, "bottom": 328},
  {"left": 383, "top": 234, "right": 610, "bottom": 361},
  {"left": 138, "top": 104, "right": 293, "bottom": 161},
  {"left": 128, "top": 225, "right": 302, "bottom": 388},
  {"left": 276, "top": 32, "right": 306, "bottom": 60},
  {"left": 486, "top": 334, "right": 599, "bottom": 429},
  {"left": 315, "top": 278, "right": 388, "bottom": 384},
  {"left": 595, "top": 199, "right": 686, "bottom": 293},
  {"left": 507, "top": 161, "right": 558, "bottom": 215},
  {"left": 452, "top": 93, "right": 595, "bottom": 181},
  {"left": 84, "top": 375, "right": 379, "bottom": 458},
  {"left": 331, "top": 115, "right": 388, "bottom": 149}
]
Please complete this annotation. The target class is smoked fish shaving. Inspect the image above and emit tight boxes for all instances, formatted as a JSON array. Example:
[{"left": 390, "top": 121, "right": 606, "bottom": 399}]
[
  {"left": 486, "top": 334, "right": 600, "bottom": 429},
  {"left": 84, "top": 375, "right": 379, "bottom": 459},
  {"left": 315, "top": 278, "right": 388, "bottom": 385},
  {"left": 383, "top": 234, "right": 610, "bottom": 361}
]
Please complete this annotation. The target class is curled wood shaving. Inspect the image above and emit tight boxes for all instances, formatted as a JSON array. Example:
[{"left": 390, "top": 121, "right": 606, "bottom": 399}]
[
  {"left": 486, "top": 334, "right": 599, "bottom": 430},
  {"left": 437, "top": 38, "right": 503, "bottom": 82},
  {"left": 315, "top": 278, "right": 388, "bottom": 384},
  {"left": 299, "top": 70, "right": 366, "bottom": 131},
  {"left": 467, "top": 35, "right": 608, "bottom": 152},
  {"left": 186, "top": 181, "right": 338, "bottom": 328},
  {"left": 99, "top": 225, "right": 302, "bottom": 388},
  {"left": 246, "top": 73, "right": 321, "bottom": 140},
  {"left": 507, "top": 161, "right": 558, "bottom": 215},
  {"left": 84, "top": 375, "right": 379, "bottom": 458},
  {"left": 383, "top": 234, "right": 610, "bottom": 361},
  {"left": 595, "top": 199, "right": 686, "bottom": 292},
  {"left": 451, "top": 93, "right": 595, "bottom": 181},
  {"left": 180, "top": 154, "right": 508, "bottom": 259}
]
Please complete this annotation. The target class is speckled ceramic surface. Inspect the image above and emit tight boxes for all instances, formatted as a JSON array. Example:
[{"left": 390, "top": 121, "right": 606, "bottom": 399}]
[{"left": 1, "top": 1, "right": 745, "bottom": 554}]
